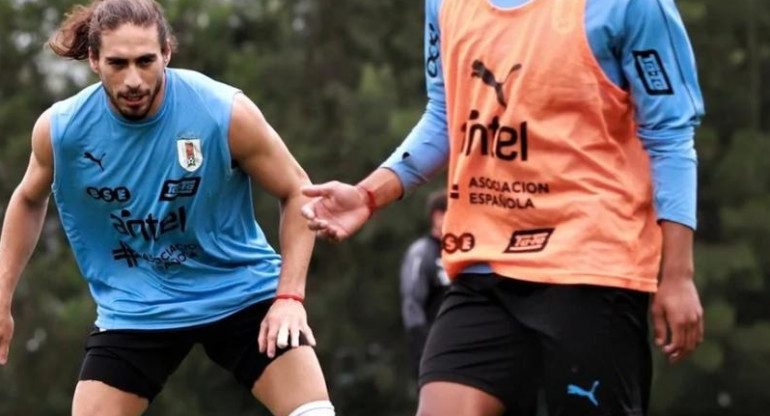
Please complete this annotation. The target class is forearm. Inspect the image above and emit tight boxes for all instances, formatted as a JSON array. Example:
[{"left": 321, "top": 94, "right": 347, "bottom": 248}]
[
  {"left": 357, "top": 168, "right": 406, "bottom": 211},
  {"left": 0, "top": 191, "right": 49, "bottom": 310},
  {"left": 276, "top": 189, "right": 315, "bottom": 298},
  {"left": 380, "top": 100, "right": 449, "bottom": 194},
  {"left": 659, "top": 221, "right": 694, "bottom": 282}
]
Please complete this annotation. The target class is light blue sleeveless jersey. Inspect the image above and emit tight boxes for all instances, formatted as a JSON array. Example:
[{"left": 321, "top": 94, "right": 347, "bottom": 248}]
[{"left": 50, "top": 68, "right": 281, "bottom": 330}]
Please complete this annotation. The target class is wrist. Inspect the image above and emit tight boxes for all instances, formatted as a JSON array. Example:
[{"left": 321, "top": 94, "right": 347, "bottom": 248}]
[
  {"left": 275, "top": 293, "right": 304, "bottom": 303},
  {"left": 0, "top": 298, "right": 11, "bottom": 313},
  {"left": 0, "top": 286, "right": 12, "bottom": 312},
  {"left": 659, "top": 266, "right": 695, "bottom": 282},
  {"left": 356, "top": 185, "right": 377, "bottom": 218}
]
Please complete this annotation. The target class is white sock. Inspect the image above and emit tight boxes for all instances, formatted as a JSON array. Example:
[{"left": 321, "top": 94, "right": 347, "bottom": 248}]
[{"left": 286, "top": 400, "right": 335, "bottom": 416}]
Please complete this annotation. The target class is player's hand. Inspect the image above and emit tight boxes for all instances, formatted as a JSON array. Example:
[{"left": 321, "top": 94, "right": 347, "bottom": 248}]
[
  {"left": 0, "top": 310, "right": 15, "bottom": 365},
  {"left": 300, "top": 181, "right": 371, "bottom": 242},
  {"left": 651, "top": 276, "right": 703, "bottom": 363},
  {"left": 258, "top": 298, "right": 317, "bottom": 358}
]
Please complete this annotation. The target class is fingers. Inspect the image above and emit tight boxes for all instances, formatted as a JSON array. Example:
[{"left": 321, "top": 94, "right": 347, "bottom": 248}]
[
  {"left": 302, "top": 324, "right": 317, "bottom": 347},
  {"left": 276, "top": 324, "right": 289, "bottom": 350},
  {"left": 290, "top": 326, "right": 300, "bottom": 348},
  {"left": 300, "top": 182, "right": 337, "bottom": 198},
  {"left": 651, "top": 301, "right": 667, "bottom": 348},
  {"left": 697, "top": 312, "right": 705, "bottom": 344},
  {"left": 302, "top": 201, "right": 341, "bottom": 241},
  {"left": 258, "top": 319, "right": 268, "bottom": 354},
  {"left": 307, "top": 218, "right": 329, "bottom": 231},
  {"left": 301, "top": 203, "right": 316, "bottom": 220},
  {"left": 309, "top": 222, "right": 345, "bottom": 243},
  {"left": 266, "top": 321, "right": 280, "bottom": 358},
  {"left": 684, "top": 319, "right": 699, "bottom": 356},
  {"left": 663, "top": 318, "right": 686, "bottom": 362},
  {"left": 0, "top": 331, "right": 11, "bottom": 365},
  {"left": 259, "top": 316, "right": 282, "bottom": 358},
  {"left": 662, "top": 310, "right": 703, "bottom": 363},
  {"left": 0, "top": 339, "right": 8, "bottom": 365},
  {"left": 259, "top": 302, "right": 317, "bottom": 358}
]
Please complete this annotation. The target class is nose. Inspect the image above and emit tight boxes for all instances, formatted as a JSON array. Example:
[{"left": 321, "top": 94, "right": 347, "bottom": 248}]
[{"left": 124, "top": 66, "right": 142, "bottom": 89}]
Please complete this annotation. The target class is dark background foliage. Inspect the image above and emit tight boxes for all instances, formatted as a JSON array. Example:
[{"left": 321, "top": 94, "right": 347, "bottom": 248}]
[{"left": 0, "top": 1, "right": 768, "bottom": 415}]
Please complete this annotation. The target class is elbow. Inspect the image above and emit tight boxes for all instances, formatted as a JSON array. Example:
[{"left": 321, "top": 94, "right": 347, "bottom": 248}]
[{"left": 12, "top": 186, "right": 50, "bottom": 211}]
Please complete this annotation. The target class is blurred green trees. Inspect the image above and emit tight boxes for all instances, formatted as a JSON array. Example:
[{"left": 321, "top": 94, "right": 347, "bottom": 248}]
[{"left": 0, "top": 0, "right": 768, "bottom": 415}]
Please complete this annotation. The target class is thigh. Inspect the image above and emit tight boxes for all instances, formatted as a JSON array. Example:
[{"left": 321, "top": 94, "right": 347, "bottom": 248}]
[
  {"left": 527, "top": 285, "right": 651, "bottom": 416},
  {"left": 72, "top": 380, "right": 148, "bottom": 416},
  {"left": 419, "top": 274, "right": 541, "bottom": 416},
  {"left": 201, "top": 300, "right": 315, "bottom": 393},
  {"left": 418, "top": 381, "right": 505, "bottom": 416},
  {"left": 252, "top": 346, "right": 330, "bottom": 416},
  {"left": 77, "top": 327, "right": 194, "bottom": 409}
]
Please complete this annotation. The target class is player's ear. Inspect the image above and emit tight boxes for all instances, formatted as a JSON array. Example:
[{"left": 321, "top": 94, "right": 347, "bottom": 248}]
[
  {"left": 88, "top": 48, "right": 100, "bottom": 74},
  {"left": 162, "top": 40, "right": 172, "bottom": 67}
]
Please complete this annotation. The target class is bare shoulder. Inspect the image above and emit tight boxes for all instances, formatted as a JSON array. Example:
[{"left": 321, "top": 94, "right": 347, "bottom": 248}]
[
  {"left": 230, "top": 93, "right": 269, "bottom": 129},
  {"left": 15, "top": 108, "right": 55, "bottom": 203},
  {"left": 31, "top": 108, "right": 54, "bottom": 169},
  {"left": 228, "top": 93, "right": 273, "bottom": 160}
]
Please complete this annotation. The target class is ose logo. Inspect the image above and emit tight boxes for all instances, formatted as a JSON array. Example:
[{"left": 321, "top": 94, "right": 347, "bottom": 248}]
[
  {"left": 87, "top": 187, "right": 131, "bottom": 203},
  {"left": 442, "top": 233, "right": 476, "bottom": 254}
]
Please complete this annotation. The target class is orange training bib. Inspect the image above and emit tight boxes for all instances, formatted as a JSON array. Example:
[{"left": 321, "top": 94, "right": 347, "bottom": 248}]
[{"left": 439, "top": 0, "right": 661, "bottom": 292}]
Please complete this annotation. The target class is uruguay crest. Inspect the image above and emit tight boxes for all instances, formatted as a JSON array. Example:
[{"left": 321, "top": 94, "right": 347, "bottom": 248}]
[{"left": 177, "top": 138, "right": 203, "bottom": 172}]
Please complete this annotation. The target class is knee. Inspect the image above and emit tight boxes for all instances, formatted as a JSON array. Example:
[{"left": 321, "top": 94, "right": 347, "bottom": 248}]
[{"left": 287, "top": 400, "right": 335, "bottom": 416}]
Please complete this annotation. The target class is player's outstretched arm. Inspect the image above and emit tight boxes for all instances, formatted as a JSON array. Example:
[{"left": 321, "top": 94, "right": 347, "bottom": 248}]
[
  {"left": 228, "top": 93, "right": 317, "bottom": 358},
  {"left": 0, "top": 110, "right": 54, "bottom": 365},
  {"left": 301, "top": 168, "right": 403, "bottom": 243}
]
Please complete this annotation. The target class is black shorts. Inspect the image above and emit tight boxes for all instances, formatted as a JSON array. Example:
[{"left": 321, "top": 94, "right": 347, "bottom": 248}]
[
  {"left": 420, "top": 274, "right": 651, "bottom": 416},
  {"left": 78, "top": 299, "right": 308, "bottom": 401}
]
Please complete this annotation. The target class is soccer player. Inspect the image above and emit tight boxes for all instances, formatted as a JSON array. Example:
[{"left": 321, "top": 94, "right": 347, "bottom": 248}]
[
  {"left": 302, "top": 0, "right": 704, "bottom": 415},
  {"left": 0, "top": 1, "right": 334, "bottom": 415}
]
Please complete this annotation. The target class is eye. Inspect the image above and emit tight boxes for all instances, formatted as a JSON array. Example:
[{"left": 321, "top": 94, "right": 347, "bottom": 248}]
[
  {"left": 137, "top": 57, "right": 156, "bottom": 67},
  {"left": 107, "top": 60, "right": 127, "bottom": 68}
]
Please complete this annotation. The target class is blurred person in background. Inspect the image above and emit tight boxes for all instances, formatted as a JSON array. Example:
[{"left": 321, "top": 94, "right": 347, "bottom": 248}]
[
  {"left": 399, "top": 190, "right": 450, "bottom": 379},
  {"left": 301, "top": 0, "right": 705, "bottom": 415},
  {"left": 0, "top": 1, "right": 334, "bottom": 415}
]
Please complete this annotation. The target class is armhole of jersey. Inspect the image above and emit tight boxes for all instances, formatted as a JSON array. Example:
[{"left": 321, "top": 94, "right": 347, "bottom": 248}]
[
  {"left": 434, "top": 0, "right": 446, "bottom": 39},
  {"left": 581, "top": 0, "right": 628, "bottom": 96},
  {"left": 220, "top": 89, "right": 241, "bottom": 171},
  {"left": 48, "top": 105, "right": 64, "bottom": 190}
]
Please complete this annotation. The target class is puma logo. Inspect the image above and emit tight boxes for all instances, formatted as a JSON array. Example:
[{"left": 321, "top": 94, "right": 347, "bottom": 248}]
[
  {"left": 471, "top": 60, "right": 522, "bottom": 108},
  {"left": 567, "top": 380, "right": 600, "bottom": 407},
  {"left": 84, "top": 152, "right": 105, "bottom": 171}
]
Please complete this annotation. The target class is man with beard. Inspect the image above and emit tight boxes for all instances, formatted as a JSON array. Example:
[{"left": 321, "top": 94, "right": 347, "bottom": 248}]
[{"left": 0, "top": 1, "right": 334, "bottom": 415}]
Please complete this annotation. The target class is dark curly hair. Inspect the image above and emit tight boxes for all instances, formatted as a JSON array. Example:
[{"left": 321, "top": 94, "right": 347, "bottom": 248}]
[{"left": 49, "top": 0, "right": 177, "bottom": 60}]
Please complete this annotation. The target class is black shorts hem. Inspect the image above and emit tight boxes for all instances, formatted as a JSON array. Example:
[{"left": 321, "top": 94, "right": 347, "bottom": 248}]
[
  {"left": 233, "top": 342, "right": 313, "bottom": 392},
  {"left": 419, "top": 371, "right": 508, "bottom": 407},
  {"left": 79, "top": 353, "right": 158, "bottom": 401}
]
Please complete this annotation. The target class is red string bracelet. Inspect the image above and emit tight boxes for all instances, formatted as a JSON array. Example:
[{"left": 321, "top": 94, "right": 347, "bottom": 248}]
[
  {"left": 357, "top": 185, "right": 377, "bottom": 219},
  {"left": 275, "top": 293, "right": 304, "bottom": 303}
]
